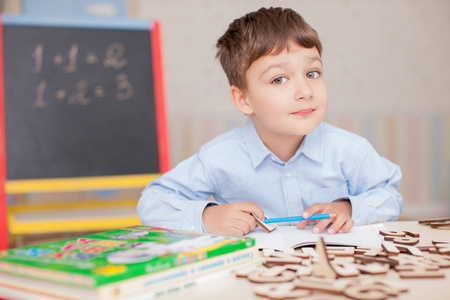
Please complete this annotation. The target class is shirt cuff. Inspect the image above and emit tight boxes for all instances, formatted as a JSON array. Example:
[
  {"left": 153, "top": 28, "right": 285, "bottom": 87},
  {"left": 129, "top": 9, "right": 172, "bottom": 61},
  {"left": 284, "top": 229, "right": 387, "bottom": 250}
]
[
  {"left": 348, "top": 194, "right": 368, "bottom": 226},
  {"left": 182, "top": 200, "right": 217, "bottom": 232}
]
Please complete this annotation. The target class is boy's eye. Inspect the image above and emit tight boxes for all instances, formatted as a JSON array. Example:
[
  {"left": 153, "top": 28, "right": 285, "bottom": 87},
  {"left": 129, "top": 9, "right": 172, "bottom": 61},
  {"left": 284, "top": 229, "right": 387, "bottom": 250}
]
[
  {"left": 306, "top": 71, "right": 320, "bottom": 79},
  {"left": 272, "top": 76, "right": 288, "bottom": 85}
]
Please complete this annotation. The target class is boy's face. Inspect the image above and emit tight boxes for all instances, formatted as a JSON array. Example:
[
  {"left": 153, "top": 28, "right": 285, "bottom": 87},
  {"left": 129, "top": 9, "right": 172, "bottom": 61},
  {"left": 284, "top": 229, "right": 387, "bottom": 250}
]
[{"left": 232, "top": 44, "right": 328, "bottom": 145}]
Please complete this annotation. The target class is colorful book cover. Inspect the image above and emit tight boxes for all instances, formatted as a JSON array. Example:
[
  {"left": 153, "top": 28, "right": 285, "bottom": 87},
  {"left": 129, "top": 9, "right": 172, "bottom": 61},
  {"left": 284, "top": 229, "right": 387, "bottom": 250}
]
[{"left": 0, "top": 225, "right": 256, "bottom": 289}]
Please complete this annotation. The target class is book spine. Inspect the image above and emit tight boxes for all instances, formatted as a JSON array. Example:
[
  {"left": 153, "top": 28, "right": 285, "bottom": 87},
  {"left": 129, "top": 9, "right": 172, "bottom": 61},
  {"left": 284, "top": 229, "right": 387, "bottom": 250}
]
[
  {"left": 97, "top": 246, "right": 260, "bottom": 299},
  {"left": 0, "top": 260, "right": 94, "bottom": 286},
  {"left": 0, "top": 236, "right": 254, "bottom": 287}
]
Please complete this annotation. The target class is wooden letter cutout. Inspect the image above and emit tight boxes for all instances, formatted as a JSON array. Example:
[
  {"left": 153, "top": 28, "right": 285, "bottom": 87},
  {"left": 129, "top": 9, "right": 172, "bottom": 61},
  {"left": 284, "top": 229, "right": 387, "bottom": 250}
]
[
  {"left": 391, "top": 237, "right": 420, "bottom": 246},
  {"left": 381, "top": 242, "right": 400, "bottom": 255},
  {"left": 247, "top": 270, "right": 297, "bottom": 283},
  {"left": 254, "top": 282, "right": 311, "bottom": 299},
  {"left": 294, "top": 277, "right": 349, "bottom": 294},
  {"left": 396, "top": 265, "right": 445, "bottom": 278},
  {"left": 251, "top": 213, "right": 277, "bottom": 233},
  {"left": 312, "top": 237, "right": 338, "bottom": 279},
  {"left": 356, "top": 263, "right": 390, "bottom": 275},
  {"left": 326, "top": 246, "right": 355, "bottom": 256},
  {"left": 379, "top": 230, "right": 405, "bottom": 237},
  {"left": 284, "top": 264, "right": 313, "bottom": 277},
  {"left": 394, "top": 244, "right": 424, "bottom": 257}
]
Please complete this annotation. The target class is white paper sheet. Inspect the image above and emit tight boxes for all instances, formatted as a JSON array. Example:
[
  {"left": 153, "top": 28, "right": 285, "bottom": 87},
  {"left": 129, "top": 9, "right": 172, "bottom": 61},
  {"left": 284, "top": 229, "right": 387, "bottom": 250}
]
[{"left": 246, "top": 223, "right": 385, "bottom": 250}]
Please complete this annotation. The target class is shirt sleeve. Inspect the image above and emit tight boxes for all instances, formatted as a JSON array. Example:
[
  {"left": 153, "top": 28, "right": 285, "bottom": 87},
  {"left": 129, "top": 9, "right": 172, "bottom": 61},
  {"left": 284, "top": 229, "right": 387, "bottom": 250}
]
[
  {"left": 346, "top": 139, "right": 403, "bottom": 225},
  {"left": 137, "top": 150, "right": 218, "bottom": 232}
]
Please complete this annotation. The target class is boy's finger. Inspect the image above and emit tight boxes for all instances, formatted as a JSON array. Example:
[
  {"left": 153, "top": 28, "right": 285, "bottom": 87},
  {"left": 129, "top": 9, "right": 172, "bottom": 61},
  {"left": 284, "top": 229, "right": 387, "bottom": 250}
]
[
  {"left": 327, "top": 214, "right": 346, "bottom": 235},
  {"left": 241, "top": 202, "right": 265, "bottom": 220},
  {"left": 296, "top": 220, "right": 314, "bottom": 229},
  {"left": 227, "top": 226, "right": 246, "bottom": 236},
  {"left": 338, "top": 219, "right": 354, "bottom": 233},
  {"left": 239, "top": 212, "right": 258, "bottom": 231},
  {"left": 312, "top": 219, "right": 331, "bottom": 234},
  {"left": 235, "top": 218, "right": 252, "bottom": 234},
  {"left": 301, "top": 204, "right": 325, "bottom": 219}
]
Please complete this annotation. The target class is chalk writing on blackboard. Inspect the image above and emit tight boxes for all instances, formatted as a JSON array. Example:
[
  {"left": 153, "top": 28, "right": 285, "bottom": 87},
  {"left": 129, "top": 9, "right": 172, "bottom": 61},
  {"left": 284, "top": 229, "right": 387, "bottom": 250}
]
[
  {"left": 1, "top": 16, "right": 166, "bottom": 180},
  {"left": 31, "top": 42, "right": 134, "bottom": 108}
]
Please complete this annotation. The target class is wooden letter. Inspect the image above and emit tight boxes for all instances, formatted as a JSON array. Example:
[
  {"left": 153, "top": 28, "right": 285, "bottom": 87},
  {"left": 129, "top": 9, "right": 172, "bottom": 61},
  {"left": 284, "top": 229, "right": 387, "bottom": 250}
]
[
  {"left": 254, "top": 282, "right": 311, "bottom": 299},
  {"left": 312, "top": 237, "right": 338, "bottom": 279}
]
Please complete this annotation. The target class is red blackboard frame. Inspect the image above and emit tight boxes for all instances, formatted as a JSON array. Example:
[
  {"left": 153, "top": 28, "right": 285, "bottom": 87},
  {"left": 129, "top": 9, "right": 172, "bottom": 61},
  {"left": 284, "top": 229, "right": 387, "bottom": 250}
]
[{"left": 0, "top": 16, "right": 170, "bottom": 250}]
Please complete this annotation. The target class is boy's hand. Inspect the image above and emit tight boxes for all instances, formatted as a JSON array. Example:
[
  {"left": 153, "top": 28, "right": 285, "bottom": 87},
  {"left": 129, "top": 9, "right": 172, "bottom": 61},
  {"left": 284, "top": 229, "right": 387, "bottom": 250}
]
[
  {"left": 202, "top": 202, "right": 264, "bottom": 236},
  {"left": 296, "top": 200, "right": 354, "bottom": 234}
]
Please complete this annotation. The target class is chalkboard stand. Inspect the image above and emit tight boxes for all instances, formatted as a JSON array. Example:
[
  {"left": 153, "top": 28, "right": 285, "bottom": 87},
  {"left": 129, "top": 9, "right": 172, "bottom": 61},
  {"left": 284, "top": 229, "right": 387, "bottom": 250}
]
[{"left": 0, "top": 15, "right": 170, "bottom": 250}]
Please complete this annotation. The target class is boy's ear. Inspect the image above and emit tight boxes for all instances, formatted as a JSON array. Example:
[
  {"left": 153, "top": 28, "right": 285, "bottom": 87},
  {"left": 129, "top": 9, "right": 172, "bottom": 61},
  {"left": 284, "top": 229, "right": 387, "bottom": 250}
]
[{"left": 230, "top": 85, "right": 253, "bottom": 115}]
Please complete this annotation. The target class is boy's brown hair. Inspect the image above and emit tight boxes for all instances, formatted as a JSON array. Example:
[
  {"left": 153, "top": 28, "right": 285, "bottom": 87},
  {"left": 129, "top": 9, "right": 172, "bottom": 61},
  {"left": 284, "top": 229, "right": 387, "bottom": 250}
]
[{"left": 216, "top": 7, "right": 322, "bottom": 91}]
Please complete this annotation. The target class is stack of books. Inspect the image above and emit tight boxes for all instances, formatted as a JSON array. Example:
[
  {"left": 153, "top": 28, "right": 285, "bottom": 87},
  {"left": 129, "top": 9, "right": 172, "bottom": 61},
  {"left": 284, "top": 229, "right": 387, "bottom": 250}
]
[{"left": 0, "top": 225, "right": 259, "bottom": 299}]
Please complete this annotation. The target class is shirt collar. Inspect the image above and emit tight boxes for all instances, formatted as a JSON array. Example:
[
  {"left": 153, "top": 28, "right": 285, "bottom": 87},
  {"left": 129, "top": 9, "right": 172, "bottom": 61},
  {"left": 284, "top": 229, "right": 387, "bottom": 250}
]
[
  {"left": 243, "top": 118, "right": 272, "bottom": 168},
  {"left": 243, "top": 118, "right": 324, "bottom": 168},
  {"left": 298, "top": 122, "right": 324, "bottom": 163}
]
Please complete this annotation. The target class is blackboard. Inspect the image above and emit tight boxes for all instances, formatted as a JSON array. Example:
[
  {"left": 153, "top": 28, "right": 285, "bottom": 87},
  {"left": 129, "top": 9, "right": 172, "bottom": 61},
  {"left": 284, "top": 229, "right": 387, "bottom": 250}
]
[{"left": 0, "top": 15, "right": 169, "bottom": 180}]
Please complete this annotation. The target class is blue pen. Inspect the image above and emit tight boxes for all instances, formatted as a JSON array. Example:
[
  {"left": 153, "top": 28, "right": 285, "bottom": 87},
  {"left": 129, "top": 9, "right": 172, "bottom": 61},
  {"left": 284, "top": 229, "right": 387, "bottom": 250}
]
[{"left": 263, "top": 213, "right": 336, "bottom": 224}]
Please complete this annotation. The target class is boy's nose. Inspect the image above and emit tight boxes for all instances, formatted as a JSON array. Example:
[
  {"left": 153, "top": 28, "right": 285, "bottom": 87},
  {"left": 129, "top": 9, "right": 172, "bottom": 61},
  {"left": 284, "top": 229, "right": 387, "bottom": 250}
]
[{"left": 294, "top": 78, "right": 313, "bottom": 101}]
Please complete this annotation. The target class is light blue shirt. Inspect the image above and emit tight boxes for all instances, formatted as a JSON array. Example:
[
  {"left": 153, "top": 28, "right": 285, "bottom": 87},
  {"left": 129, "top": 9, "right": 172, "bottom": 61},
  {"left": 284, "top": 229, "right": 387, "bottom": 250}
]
[{"left": 137, "top": 118, "right": 403, "bottom": 232}]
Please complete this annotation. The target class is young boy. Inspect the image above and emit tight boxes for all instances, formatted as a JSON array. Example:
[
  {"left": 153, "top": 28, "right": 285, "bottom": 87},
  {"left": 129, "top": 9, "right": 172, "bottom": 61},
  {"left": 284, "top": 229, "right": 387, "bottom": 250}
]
[{"left": 137, "top": 7, "right": 402, "bottom": 236}]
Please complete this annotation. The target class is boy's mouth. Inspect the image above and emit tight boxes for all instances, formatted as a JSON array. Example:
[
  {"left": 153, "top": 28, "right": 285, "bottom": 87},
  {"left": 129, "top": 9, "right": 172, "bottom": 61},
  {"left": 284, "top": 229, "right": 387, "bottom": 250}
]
[{"left": 292, "top": 108, "right": 314, "bottom": 116}]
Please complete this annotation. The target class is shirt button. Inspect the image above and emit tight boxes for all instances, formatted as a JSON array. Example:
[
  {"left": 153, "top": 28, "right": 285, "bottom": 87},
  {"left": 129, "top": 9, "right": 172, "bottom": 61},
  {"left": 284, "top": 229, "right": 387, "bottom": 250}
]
[{"left": 286, "top": 172, "right": 292, "bottom": 178}]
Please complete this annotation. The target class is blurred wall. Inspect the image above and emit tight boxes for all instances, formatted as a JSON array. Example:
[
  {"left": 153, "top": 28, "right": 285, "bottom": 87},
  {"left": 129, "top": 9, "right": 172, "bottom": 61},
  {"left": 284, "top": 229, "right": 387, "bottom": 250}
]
[{"left": 129, "top": 0, "right": 450, "bottom": 220}]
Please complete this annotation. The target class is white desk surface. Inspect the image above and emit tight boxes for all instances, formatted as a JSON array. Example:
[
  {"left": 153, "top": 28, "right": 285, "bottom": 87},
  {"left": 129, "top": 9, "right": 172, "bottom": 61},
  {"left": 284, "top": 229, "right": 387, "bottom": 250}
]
[
  {"left": 150, "top": 221, "right": 450, "bottom": 300},
  {"left": 0, "top": 221, "right": 449, "bottom": 300}
]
